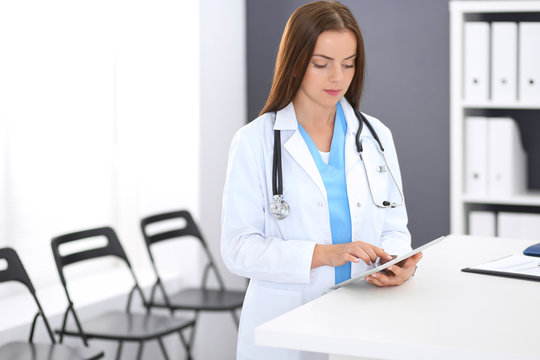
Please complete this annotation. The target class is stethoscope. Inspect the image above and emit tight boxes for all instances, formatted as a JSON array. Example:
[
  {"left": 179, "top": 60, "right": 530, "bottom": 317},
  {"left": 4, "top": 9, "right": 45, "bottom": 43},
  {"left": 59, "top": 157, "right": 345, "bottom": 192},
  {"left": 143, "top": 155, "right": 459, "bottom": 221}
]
[{"left": 270, "top": 109, "right": 405, "bottom": 220}]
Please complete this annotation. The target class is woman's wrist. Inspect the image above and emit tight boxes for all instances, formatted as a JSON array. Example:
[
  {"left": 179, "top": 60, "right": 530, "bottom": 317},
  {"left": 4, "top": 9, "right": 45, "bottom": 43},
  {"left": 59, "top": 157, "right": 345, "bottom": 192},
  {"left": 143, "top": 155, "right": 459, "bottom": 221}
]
[{"left": 311, "top": 244, "right": 328, "bottom": 269}]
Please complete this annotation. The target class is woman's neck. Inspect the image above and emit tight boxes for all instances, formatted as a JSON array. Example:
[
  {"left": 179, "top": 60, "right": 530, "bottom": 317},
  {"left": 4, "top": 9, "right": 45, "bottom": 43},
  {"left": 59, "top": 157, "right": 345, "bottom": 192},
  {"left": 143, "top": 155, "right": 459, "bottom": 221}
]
[
  {"left": 292, "top": 97, "right": 337, "bottom": 152},
  {"left": 292, "top": 97, "right": 337, "bottom": 130}
]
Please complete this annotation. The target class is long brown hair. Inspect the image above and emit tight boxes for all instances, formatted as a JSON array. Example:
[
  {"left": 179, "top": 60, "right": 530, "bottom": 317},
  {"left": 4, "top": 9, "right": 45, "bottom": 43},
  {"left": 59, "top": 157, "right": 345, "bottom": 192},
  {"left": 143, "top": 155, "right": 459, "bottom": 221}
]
[{"left": 259, "top": 1, "right": 365, "bottom": 116}]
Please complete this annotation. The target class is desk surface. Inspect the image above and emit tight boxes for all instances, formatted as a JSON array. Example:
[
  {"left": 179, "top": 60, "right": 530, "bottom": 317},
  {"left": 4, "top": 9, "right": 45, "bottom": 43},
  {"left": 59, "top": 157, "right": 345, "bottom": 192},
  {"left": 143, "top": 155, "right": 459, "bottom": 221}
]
[{"left": 255, "top": 235, "right": 540, "bottom": 360}]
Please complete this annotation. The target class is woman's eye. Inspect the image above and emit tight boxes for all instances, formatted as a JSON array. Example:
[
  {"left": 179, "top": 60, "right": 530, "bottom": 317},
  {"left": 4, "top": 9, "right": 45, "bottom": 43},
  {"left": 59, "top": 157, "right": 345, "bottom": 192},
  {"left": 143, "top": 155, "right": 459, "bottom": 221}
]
[
  {"left": 343, "top": 63, "right": 355, "bottom": 69},
  {"left": 313, "top": 63, "right": 328, "bottom": 69}
]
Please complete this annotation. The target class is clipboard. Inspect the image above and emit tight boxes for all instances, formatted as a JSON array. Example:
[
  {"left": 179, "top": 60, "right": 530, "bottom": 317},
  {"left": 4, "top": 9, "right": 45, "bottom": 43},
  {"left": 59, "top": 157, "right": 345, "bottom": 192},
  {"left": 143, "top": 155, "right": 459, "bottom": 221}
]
[
  {"left": 462, "top": 254, "right": 540, "bottom": 282},
  {"left": 331, "top": 235, "right": 446, "bottom": 290}
]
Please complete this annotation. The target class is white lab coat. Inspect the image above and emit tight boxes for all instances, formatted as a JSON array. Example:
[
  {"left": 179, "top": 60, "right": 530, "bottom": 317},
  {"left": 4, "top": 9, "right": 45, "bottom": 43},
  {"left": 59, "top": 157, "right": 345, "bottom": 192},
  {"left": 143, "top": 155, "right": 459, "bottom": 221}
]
[{"left": 221, "top": 98, "right": 411, "bottom": 360}]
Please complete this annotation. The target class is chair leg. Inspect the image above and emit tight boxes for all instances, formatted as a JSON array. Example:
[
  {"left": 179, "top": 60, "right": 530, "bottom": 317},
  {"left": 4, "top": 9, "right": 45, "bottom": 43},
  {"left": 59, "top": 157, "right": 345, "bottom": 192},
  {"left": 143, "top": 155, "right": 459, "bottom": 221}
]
[
  {"left": 136, "top": 342, "right": 145, "bottom": 360},
  {"left": 115, "top": 341, "right": 124, "bottom": 360},
  {"left": 157, "top": 337, "right": 169, "bottom": 360},
  {"left": 188, "top": 311, "right": 200, "bottom": 349},
  {"left": 178, "top": 331, "right": 192, "bottom": 360},
  {"left": 230, "top": 309, "right": 240, "bottom": 328}
]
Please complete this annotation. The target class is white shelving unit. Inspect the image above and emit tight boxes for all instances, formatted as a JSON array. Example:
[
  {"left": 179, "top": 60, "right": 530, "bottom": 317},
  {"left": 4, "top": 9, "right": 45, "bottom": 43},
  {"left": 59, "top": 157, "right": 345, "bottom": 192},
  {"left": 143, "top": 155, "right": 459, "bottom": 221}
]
[{"left": 450, "top": 1, "right": 540, "bottom": 234}]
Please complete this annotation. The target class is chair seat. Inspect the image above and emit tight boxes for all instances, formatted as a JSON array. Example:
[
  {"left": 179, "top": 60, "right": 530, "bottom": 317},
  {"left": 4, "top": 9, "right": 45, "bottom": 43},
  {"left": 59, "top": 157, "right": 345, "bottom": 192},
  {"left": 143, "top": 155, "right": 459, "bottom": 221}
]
[
  {"left": 0, "top": 341, "right": 103, "bottom": 360},
  {"left": 57, "top": 311, "right": 194, "bottom": 342},
  {"left": 149, "top": 288, "right": 245, "bottom": 311}
]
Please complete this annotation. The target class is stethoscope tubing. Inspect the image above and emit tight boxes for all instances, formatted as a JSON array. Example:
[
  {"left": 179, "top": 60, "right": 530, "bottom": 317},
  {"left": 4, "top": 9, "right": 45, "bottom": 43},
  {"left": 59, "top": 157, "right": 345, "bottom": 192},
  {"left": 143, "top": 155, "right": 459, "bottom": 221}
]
[{"left": 271, "top": 108, "right": 404, "bottom": 219}]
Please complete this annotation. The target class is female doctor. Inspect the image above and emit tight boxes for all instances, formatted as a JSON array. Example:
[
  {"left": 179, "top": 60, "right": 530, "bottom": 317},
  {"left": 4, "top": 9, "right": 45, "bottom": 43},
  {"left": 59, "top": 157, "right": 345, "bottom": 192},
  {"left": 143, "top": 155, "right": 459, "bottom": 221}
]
[{"left": 221, "top": 1, "right": 422, "bottom": 359}]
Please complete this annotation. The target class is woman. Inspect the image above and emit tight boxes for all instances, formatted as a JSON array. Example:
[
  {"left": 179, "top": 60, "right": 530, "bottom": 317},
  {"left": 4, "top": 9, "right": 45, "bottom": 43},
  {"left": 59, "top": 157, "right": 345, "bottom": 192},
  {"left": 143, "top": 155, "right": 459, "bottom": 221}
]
[{"left": 221, "top": 1, "right": 421, "bottom": 359}]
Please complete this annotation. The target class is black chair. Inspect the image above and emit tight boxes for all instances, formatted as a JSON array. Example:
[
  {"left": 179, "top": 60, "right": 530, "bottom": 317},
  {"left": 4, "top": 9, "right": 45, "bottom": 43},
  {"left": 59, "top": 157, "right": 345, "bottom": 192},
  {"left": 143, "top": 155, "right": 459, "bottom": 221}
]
[
  {"left": 50, "top": 227, "right": 195, "bottom": 360},
  {"left": 140, "top": 210, "right": 245, "bottom": 349},
  {"left": 0, "top": 247, "right": 104, "bottom": 360}
]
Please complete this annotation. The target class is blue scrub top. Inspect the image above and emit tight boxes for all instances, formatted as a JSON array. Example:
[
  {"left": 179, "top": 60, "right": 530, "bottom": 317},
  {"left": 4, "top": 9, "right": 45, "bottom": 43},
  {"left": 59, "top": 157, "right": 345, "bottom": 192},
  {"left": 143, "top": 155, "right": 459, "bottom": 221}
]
[{"left": 297, "top": 103, "right": 352, "bottom": 284}]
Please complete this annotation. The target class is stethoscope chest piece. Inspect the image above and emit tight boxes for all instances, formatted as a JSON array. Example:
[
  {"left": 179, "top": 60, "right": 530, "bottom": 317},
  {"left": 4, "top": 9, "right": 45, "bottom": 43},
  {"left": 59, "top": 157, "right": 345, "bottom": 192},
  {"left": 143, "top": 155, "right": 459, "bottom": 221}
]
[
  {"left": 270, "top": 194, "right": 289, "bottom": 220},
  {"left": 270, "top": 107, "right": 405, "bottom": 219}
]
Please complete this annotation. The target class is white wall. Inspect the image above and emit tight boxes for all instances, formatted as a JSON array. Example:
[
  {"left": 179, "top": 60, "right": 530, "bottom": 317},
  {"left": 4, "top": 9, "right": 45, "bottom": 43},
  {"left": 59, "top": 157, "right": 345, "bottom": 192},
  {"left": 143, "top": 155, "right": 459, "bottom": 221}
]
[
  {"left": 0, "top": 0, "right": 201, "bottom": 293},
  {"left": 198, "top": 0, "right": 246, "bottom": 358},
  {"left": 200, "top": 0, "right": 246, "bottom": 291},
  {"left": 0, "top": 0, "right": 248, "bottom": 357}
]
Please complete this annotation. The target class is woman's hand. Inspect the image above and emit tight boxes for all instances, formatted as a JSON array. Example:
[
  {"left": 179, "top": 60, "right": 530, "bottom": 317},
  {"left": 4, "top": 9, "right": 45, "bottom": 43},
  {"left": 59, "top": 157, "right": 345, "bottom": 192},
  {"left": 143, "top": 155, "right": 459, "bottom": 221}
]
[
  {"left": 311, "top": 242, "right": 393, "bottom": 269},
  {"left": 364, "top": 252, "right": 422, "bottom": 287}
]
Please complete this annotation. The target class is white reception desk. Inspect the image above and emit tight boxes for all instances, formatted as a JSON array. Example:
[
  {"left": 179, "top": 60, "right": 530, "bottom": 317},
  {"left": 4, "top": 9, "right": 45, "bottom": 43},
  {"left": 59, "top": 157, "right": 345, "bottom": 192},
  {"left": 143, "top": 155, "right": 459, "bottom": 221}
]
[{"left": 255, "top": 235, "right": 540, "bottom": 360}]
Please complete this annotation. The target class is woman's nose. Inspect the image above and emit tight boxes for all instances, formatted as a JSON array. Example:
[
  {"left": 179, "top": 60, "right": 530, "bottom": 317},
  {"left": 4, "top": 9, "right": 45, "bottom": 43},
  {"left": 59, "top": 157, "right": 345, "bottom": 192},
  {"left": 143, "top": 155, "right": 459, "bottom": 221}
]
[{"left": 329, "top": 63, "right": 343, "bottom": 82}]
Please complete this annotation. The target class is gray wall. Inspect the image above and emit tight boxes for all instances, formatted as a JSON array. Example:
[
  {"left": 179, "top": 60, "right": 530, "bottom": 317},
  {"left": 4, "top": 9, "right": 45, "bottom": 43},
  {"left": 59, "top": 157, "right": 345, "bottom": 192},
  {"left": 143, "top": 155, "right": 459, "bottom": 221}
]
[{"left": 247, "top": 0, "right": 450, "bottom": 247}]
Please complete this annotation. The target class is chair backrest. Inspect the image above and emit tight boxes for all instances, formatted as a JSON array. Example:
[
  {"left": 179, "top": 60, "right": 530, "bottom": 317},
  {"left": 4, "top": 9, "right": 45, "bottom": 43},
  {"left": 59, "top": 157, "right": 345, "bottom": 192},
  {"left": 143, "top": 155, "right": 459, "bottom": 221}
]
[
  {"left": 141, "top": 210, "right": 204, "bottom": 248},
  {"left": 51, "top": 227, "right": 146, "bottom": 345},
  {"left": 0, "top": 247, "right": 56, "bottom": 343},
  {"left": 140, "top": 210, "right": 225, "bottom": 289},
  {"left": 51, "top": 226, "right": 132, "bottom": 287},
  {"left": 0, "top": 247, "right": 35, "bottom": 294}
]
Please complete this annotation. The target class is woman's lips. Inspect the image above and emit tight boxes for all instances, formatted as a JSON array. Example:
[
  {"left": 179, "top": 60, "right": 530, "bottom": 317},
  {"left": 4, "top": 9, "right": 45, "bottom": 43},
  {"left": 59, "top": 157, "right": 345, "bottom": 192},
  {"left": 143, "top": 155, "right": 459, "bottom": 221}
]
[{"left": 324, "top": 89, "right": 340, "bottom": 96}]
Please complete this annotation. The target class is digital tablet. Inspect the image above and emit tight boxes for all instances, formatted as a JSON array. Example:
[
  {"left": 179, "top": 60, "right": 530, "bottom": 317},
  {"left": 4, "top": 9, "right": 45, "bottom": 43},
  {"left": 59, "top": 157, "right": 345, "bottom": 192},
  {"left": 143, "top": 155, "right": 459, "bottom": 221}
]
[{"left": 331, "top": 235, "right": 446, "bottom": 290}]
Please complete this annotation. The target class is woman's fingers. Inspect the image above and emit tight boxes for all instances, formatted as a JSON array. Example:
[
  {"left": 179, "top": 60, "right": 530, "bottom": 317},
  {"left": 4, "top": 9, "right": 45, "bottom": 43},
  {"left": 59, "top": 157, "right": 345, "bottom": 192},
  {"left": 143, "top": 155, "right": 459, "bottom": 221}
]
[
  {"left": 371, "top": 245, "right": 393, "bottom": 261},
  {"left": 366, "top": 276, "right": 384, "bottom": 287},
  {"left": 359, "top": 245, "right": 378, "bottom": 262},
  {"left": 365, "top": 264, "right": 410, "bottom": 286},
  {"left": 372, "top": 271, "right": 402, "bottom": 286},
  {"left": 384, "top": 265, "right": 402, "bottom": 278},
  {"left": 332, "top": 242, "right": 397, "bottom": 267},
  {"left": 350, "top": 242, "right": 391, "bottom": 264},
  {"left": 364, "top": 252, "right": 423, "bottom": 287},
  {"left": 345, "top": 253, "right": 360, "bottom": 264},
  {"left": 352, "top": 248, "right": 373, "bottom": 265}
]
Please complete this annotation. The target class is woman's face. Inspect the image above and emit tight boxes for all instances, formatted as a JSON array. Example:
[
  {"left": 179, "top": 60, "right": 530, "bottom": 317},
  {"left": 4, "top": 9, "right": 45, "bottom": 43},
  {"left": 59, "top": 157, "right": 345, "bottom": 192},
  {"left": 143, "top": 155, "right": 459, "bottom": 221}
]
[{"left": 295, "top": 30, "right": 357, "bottom": 110}]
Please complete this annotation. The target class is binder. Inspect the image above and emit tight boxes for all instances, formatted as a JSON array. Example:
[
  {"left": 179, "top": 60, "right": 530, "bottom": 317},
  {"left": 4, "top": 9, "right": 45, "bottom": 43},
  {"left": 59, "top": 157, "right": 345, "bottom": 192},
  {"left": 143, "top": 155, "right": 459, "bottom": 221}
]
[
  {"left": 519, "top": 22, "right": 540, "bottom": 102},
  {"left": 498, "top": 212, "right": 540, "bottom": 240},
  {"left": 465, "top": 117, "right": 488, "bottom": 195},
  {"left": 462, "top": 254, "right": 540, "bottom": 282},
  {"left": 469, "top": 211, "right": 495, "bottom": 237},
  {"left": 464, "top": 22, "right": 490, "bottom": 102},
  {"left": 491, "top": 22, "right": 517, "bottom": 102},
  {"left": 487, "top": 117, "right": 527, "bottom": 195}
]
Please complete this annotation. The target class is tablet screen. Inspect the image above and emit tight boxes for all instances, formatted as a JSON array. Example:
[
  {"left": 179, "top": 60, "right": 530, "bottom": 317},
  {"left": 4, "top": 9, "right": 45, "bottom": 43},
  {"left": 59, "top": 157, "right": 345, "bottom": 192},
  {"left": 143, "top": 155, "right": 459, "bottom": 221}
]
[{"left": 331, "top": 235, "right": 445, "bottom": 290}]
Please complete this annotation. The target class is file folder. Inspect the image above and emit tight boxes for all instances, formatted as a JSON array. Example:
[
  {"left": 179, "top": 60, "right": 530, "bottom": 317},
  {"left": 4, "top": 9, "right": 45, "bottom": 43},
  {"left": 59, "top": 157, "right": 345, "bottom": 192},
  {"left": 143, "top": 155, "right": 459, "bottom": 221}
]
[
  {"left": 498, "top": 212, "right": 540, "bottom": 240},
  {"left": 462, "top": 254, "right": 540, "bottom": 282},
  {"left": 469, "top": 211, "right": 495, "bottom": 237},
  {"left": 464, "top": 22, "right": 490, "bottom": 102},
  {"left": 487, "top": 117, "right": 527, "bottom": 195},
  {"left": 519, "top": 22, "right": 540, "bottom": 102},
  {"left": 465, "top": 117, "right": 488, "bottom": 195},
  {"left": 491, "top": 22, "right": 517, "bottom": 102}
]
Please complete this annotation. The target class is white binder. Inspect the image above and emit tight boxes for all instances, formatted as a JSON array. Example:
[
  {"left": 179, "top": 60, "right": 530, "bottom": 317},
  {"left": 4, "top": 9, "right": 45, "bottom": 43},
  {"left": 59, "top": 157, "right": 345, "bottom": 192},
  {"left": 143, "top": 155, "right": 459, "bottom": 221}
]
[
  {"left": 464, "top": 22, "right": 490, "bottom": 102},
  {"left": 469, "top": 211, "right": 496, "bottom": 237},
  {"left": 498, "top": 212, "right": 540, "bottom": 240},
  {"left": 465, "top": 117, "right": 488, "bottom": 196},
  {"left": 491, "top": 22, "right": 517, "bottom": 102},
  {"left": 519, "top": 22, "right": 540, "bottom": 102},
  {"left": 487, "top": 117, "right": 527, "bottom": 195}
]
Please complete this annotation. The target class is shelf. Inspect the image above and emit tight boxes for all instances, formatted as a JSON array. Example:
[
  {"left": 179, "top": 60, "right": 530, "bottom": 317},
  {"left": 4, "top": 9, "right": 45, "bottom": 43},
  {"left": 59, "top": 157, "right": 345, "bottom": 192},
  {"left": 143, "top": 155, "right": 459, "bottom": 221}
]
[
  {"left": 461, "top": 101, "right": 540, "bottom": 110},
  {"left": 450, "top": 1, "right": 540, "bottom": 234},
  {"left": 462, "top": 192, "right": 540, "bottom": 206},
  {"left": 450, "top": 1, "right": 540, "bottom": 13}
]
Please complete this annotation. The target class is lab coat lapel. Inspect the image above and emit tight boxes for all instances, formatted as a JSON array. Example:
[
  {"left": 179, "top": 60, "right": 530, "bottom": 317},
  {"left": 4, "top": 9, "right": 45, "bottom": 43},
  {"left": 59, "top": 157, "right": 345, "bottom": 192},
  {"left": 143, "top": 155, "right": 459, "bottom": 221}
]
[
  {"left": 284, "top": 131, "right": 327, "bottom": 198},
  {"left": 275, "top": 103, "right": 327, "bottom": 199},
  {"left": 340, "top": 98, "right": 362, "bottom": 175}
]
